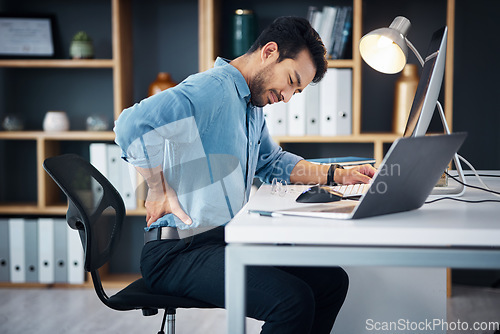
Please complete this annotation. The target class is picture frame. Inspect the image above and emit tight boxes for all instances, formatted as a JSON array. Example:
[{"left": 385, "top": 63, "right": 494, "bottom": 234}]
[{"left": 0, "top": 14, "right": 56, "bottom": 58}]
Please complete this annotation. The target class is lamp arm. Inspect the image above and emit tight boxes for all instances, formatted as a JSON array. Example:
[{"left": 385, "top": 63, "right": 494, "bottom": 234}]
[{"left": 405, "top": 38, "right": 425, "bottom": 67}]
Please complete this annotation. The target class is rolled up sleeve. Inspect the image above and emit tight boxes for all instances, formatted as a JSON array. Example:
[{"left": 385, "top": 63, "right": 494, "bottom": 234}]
[
  {"left": 254, "top": 120, "right": 303, "bottom": 184},
  {"left": 114, "top": 74, "right": 223, "bottom": 169}
]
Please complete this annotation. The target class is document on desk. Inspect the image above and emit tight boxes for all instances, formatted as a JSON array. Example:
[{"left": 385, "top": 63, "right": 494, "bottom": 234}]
[{"left": 247, "top": 184, "right": 357, "bottom": 219}]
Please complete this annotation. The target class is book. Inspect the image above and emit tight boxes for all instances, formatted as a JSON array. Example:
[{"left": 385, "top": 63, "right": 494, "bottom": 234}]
[
  {"left": 307, "top": 156, "right": 376, "bottom": 166},
  {"left": 308, "top": 6, "right": 323, "bottom": 34},
  {"left": 330, "top": 7, "right": 348, "bottom": 57},
  {"left": 307, "top": 6, "right": 319, "bottom": 24},
  {"left": 332, "top": 7, "right": 353, "bottom": 59},
  {"left": 318, "top": 6, "right": 337, "bottom": 58}
]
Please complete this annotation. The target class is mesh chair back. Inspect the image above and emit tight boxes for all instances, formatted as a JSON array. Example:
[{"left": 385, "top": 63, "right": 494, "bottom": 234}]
[{"left": 43, "top": 154, "right": 126, "bottom": 272}]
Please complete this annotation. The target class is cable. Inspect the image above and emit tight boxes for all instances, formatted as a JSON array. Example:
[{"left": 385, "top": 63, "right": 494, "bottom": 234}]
[
  {"left": 462, "top": 174, "right": 500, "bottom": 178},
  {"left": 445, "top": 172, "right": 500, "bottom": 196},
  {"left": 456, "top": 154, "right": 496, "bottom": 193},
  {"left": 425, "top": 197, "right": 500, "bottom": 204},
  {"left": 425, "top": 171, "right": 500, "bottom": 204}
]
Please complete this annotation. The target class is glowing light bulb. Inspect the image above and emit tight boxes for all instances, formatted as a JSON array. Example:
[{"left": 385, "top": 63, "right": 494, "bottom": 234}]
[{"left": 377, "top": 35, "right": 394, "bottom": 49}]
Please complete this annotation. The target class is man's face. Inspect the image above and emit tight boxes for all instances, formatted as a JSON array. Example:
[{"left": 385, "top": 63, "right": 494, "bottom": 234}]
[{"left": 249, "top": 47, "right": 316, "bottom": 107}]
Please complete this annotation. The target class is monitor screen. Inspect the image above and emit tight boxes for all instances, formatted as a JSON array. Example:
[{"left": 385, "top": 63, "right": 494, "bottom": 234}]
[{"left": 403, "top": 26, "right": 447, "bottom": 137}]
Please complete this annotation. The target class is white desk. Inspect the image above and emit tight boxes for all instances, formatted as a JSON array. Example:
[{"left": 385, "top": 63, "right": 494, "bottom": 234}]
[{"left": 225, "top": 173, "right": 500, "bottom": 333}]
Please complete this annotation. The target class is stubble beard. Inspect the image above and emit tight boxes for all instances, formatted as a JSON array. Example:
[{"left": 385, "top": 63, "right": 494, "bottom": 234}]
[{"left": 249, "top": 65, "right": 276, "bottom": 108}]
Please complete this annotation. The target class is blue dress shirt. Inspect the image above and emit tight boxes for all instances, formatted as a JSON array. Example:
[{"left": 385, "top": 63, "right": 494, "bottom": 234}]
[{"left": 114, "top": 58, "right": 302, "bottom": 230}]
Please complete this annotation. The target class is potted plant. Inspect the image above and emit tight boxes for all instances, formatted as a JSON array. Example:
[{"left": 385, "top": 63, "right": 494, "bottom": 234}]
[{"left": 70, "top": 31, "right": 94, "bottom": 59}]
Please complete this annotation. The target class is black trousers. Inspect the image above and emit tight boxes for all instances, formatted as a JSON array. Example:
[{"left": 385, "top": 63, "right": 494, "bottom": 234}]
[{"left": 141, "top": 226, "right": 349, "bottom": 334}]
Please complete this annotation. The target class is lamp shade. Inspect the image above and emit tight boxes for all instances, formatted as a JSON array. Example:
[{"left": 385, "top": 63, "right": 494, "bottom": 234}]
[{"left": 359, "top": 16, "right": 411, "bottom": 74}]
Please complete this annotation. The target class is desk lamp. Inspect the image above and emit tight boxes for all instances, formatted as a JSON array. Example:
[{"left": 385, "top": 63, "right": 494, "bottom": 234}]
[{"left": 359, "top": 16, "right": 466, "bottom": 196}]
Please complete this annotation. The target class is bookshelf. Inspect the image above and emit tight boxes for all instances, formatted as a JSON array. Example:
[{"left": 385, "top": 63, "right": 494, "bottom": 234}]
[
  {"left": 198, "top": 0, "right": 455, "bottom": 165},
  {"left": 0, "top": 0, "right": 138, "bottom": 288},
  {"left": 0, "top": 0, "right": 455, "bottom": 288},
  {"left": 0, "top": 0, "right": 134, "bottom": 216}
]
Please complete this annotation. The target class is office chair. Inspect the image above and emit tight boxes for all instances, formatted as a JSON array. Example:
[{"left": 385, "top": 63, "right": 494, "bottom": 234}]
[{"left": 43, "top": 154, "right": 217, "bottom": 334}]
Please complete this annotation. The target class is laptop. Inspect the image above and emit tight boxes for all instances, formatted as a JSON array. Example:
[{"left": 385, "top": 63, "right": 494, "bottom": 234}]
[{"left": 257, "top": 133, "right": 466, "bottom": 220}]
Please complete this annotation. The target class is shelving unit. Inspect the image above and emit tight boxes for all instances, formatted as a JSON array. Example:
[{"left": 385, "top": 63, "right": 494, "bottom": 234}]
[
  {"left": 0, "top": 0, "right": 138, "bottom": 288},
  {"left": 0, "top": 0, "right": 133, "bottom": 216},
  {"left": 1, "top": 0, "right": 455, "bottom": 288},
  {"left": 0, "top": 59, "right": 115, "bottom": 68},
  {"left": 198, "top": 0, "right": 455, "bottom": 165}
]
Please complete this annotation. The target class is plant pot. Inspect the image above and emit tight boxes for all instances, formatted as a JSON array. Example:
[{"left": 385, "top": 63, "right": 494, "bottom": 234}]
[{"left": 70, "top": 41, "right": 94, "bottom": 59}]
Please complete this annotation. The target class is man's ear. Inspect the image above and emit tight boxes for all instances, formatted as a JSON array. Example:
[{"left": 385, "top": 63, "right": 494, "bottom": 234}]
[{"left": 260, "top": 42, "right": 279, "bottom": 64}]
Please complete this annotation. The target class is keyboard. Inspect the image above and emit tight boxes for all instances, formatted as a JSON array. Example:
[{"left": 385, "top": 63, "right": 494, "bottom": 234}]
[{"left": 331, "top": 183, "right": 371, "bottom": 198}]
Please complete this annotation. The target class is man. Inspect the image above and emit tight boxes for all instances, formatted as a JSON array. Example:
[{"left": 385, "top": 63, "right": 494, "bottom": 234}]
[{"left": 115, "top": 16, "right": 375, "bottom": 334}]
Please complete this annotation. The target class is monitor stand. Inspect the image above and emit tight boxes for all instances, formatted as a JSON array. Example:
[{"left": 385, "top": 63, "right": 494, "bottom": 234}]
[{"left": 429, "top": 102, "right": 466, "bottom": 197}]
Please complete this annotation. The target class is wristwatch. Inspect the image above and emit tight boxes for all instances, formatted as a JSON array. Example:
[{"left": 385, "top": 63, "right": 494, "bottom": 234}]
[{"left": 327, "top": 164, "right": 344, "bottom": 186}]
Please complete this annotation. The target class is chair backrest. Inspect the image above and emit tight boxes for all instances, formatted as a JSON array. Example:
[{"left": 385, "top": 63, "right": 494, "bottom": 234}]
[{"left": 43, "top": 153, "right": 126, "bottom": 277}]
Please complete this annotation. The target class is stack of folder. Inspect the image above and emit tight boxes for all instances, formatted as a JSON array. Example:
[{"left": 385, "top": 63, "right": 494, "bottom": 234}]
[
  {"left": 0, "top": 218, "right": 84, "bottom": 284},
  {"left": 264, "top": 68, "right": 352, "bottom": 137},
  {"left": 90, "top": 143, "right": 139, "bottom": 210}
]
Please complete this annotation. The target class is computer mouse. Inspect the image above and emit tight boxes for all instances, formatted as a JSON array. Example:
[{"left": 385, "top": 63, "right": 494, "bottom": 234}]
[{"left": 296, "top": 185, "right": 343, "bottom": 203}]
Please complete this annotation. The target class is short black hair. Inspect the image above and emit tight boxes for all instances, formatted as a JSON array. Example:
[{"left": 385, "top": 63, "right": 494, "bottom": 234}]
[{"left": 247, "top": 16, "right": 327, "bottom": 83}]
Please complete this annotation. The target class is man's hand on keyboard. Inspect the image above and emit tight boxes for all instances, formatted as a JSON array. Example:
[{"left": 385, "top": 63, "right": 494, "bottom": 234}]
[{"left": 336, "top": 164, "right": 377, "bottom": 185}]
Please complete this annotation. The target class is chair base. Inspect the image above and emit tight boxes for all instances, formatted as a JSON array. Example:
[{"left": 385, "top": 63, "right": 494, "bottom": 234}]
[{"left": 158, "top": 308, "right": 176, "bottom": 334}]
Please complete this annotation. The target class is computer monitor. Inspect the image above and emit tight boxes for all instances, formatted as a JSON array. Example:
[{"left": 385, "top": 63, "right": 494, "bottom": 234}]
[
  {"left": 403, "top": 26, "right": 447, "bottom": 137},
  {"left": 402, "top": 26, "right": 465, "bottom": 196}
]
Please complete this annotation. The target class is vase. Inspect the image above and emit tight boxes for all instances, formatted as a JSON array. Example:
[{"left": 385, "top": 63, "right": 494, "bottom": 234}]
[
  {"left": 232, "top": 9, "right": 256, "bottom": 59},
  {"left": 2, "top": 115, "right": 24, "bottom": 131},
  {"left": 393, "top": 64, "right": 419, "bottom": 135},
  {"left": 86, "top": 115, "right": 108, "bottom": 131},
  {"left": 43, "top": 111, "right": 70, "bottom": 131},
  {"left": 148, "top": 72, "right": 177, "bottom": 96}
]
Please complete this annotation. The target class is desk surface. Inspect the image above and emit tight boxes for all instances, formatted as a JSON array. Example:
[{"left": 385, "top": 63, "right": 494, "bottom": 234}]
[{"left": 226, "top": 172, "right": 500, "bottom": 247}]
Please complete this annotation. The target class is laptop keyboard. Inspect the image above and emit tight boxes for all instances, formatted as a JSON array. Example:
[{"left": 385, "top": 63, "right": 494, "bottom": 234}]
[{"left": 332, "top": 183, "right": 371, "bottom": 198}]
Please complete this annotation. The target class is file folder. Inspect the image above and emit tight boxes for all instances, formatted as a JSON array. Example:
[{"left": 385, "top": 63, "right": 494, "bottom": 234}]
[
  {"left": 0, "top": 218, "right": 10, "bottom": 282},
  {"left": 38, "top": 218, "right": 55, "bottom": 284},
  {"left": 319, "top": 68, "right": 352, "bottom": 136},
  {"left": 120, "top": 152, "right": 138, "bottom": 210},
  {"left": 67, "top": 226, "right": 85, "bottom": 284},
  {"left": 263, "top": 102, "right": 287, "bottom": 136},
  {"left": 305, "top": 84, "right": 321, "bottom": 135},
  {"left": 287, "top": 90, "right": 306, "bottom": 136},
  {"left": 53, "top": 218, "right": 68, "bottom": 283},
  {"left": 107, "top": 144, "right": 137, "bottom": 210},
  {"left": 89, "top": 143, "right": 108, "bottom": 208},
  {"left": 8, "top": 218, "right": 25, "bottom": 283},
  {"left": 24, "top": 219, "right": 39, "bottom": 282}
]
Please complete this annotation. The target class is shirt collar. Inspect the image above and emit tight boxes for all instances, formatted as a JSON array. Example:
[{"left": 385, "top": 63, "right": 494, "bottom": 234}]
[{"left": 214, "top": 57, "right": 251, "bottom": 103}]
